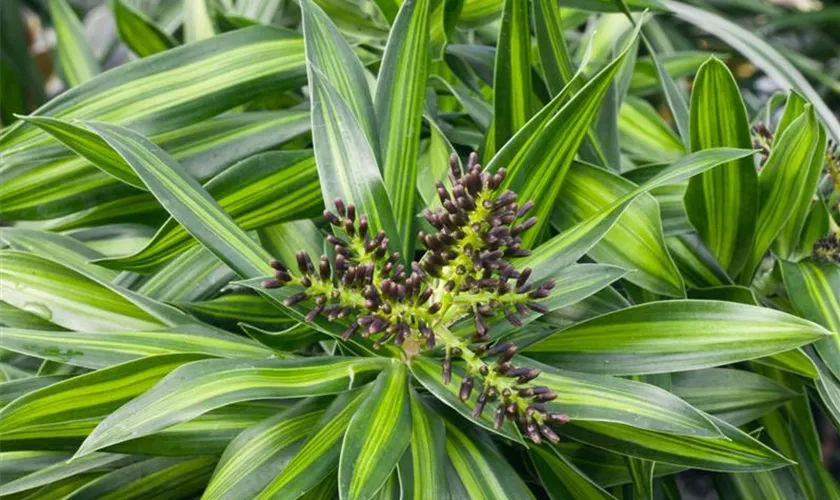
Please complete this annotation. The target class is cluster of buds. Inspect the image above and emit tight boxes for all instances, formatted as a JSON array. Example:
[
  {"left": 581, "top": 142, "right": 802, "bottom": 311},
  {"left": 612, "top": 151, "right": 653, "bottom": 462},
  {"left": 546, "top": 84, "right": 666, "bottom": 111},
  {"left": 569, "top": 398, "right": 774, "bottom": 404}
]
[
  {"left": 752, "top": 121, "right": 774, "bottom": 169},
  {"left": 262, "top": 152, "right": 567, "bottom": 443},
  {"left": 813, "top": 231, "right": 840, "bottom": 264}
]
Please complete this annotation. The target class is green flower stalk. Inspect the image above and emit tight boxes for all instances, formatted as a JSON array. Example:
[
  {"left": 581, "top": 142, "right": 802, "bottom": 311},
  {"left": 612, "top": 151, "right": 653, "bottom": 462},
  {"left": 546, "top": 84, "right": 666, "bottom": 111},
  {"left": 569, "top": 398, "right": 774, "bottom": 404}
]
[{"left": 262, "top": 153, "right": 568, "bottom": 443}]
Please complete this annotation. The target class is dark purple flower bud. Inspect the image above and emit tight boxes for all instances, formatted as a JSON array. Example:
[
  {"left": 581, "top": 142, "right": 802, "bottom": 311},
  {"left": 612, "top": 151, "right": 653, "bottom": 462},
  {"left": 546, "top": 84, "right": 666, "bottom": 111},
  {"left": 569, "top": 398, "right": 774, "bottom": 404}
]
[
  {"left": 517, "top": 368, "right": 541, "bottom": 384},
  {"left": 443, "top": 358, "right": 452, "bottom": 385},
  {"left": 498, "top": 345, "right": 517, "bottom": 363},
  {"left": 296, "top": 251, "right": 313, "bottom": 274},
  {"left": 323, "top": 209, "right": 341, "bottom": 225},
  {"left": 319, "top": 256, "right": 331, "bottom": 280},
  {"left": 449, "top": 153, "right": 462, "bottom": 180},
  {"left": 504, "top": 310, "right": 522, "bottom": 327},
  {"left": 269, "top": 259, "right": 286, "bottom": 271},
  {"left": 526, "top": 302, "right": 549, "bottom": 314},
  {"left": 546, "top": 413, "right": 570, "bottom": 424},
  {"left": 459, "top": 376, "right": 474, "bottom": 401},
  {"left": 358, "top": 215, "right": 368, "bottom": 238},
  {"left": 474, "top": 313, "right": 488, "bottom": 338},
  {"left": 494, "top": 405, "right": 506, "bottom": 429},
  {"left": 493, "top": 190, "right": 517, "bottom": 208},
  {"left": 284, "top": 292, "right": 308, "bottom": 306},
  {"left": 305, "top": 304, "right": 323, "bottom": 322},
  {"left": 516, "top": 200, "right": 534, "bottom": 217},
  {"left": 539, "top": 424, "right": 560, "bottom": 443},
  {"left": 428, "top": 302, "right": 442, "bottom": 314},
  {"left": 334, "top": 199, "right": 346, "bottom": 217},
  {"left": 526, "top": 420, "right": 542, "bottom": 444},
  {"left": 534, "top": 390, "right": 557, "bottom": 402},
  {"left": 344, "top": 218, "right": 355, "bottom": 237},
  {"left": 342, "top": 321, "right": 358, "bottom": 340},
  {"left": 472, "top": 390, "right": 488, "bottom": 418},
  {"left": 262, "top": 279, "right": 281, "bottom": 289}
]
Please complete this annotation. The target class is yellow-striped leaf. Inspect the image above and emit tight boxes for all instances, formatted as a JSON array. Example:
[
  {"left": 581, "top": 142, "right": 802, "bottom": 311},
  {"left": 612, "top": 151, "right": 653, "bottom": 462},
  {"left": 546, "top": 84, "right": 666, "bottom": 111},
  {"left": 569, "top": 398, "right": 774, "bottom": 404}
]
[
  {"left": 49, "top": 0, "right": 100, "bottom": 87},
  {"left": 256, "top": 389, "right": 370, "bottom": 499},
  {"left": 686, "top": 57, "right": 758, "bottom": 276},
  {"left": 530, "top": 446, "right": 616, "bottom": 500},
  {"left": 491, "top": 0, "right": 534, "bottom": 152},
  {"left": 76, "top": 357, "right": 388, "bottom": 457},
  {"left": 498, "top": 24, "right": 640, "bottom": 246},
  {"left": 203, "top": 398, "right": 330, "bottom": 500},
  {"left": 0, "top": 354, "right": 205, "bottom": 436},
  {"left": 375, "top": 0, "right": 430, "bottom": 259},
  {"left": 443, "top": 419, "right": 534, "bottom": 499},
  {"left": 741, "top": 106, "right": 823, "bottom": 283},
  {"left": 0, "top": 326, "right": 271, "bottom": 369},
  {"left": 96, "top": 151, "right": 320, "bottom": 272},
  {"left": 552, "top": 160, "right": 684, "bottom": 297},
  {"left": 339, "top": 363, "right": 411, "bottom": 500},
  {"left": 0, "top": 26, "right": 306, "bottom": 165},
  {"left": 400, "top": 390, "right": 447, "bottom": 500},
  {"left": 525, "top": 300, "right": 830, "bottom": 375},
  {"left": 184, "top": 0, "right": 217, "bottom": 42},
  {"left": 781, "top": 260, "right": 840, "bottom": 381}
]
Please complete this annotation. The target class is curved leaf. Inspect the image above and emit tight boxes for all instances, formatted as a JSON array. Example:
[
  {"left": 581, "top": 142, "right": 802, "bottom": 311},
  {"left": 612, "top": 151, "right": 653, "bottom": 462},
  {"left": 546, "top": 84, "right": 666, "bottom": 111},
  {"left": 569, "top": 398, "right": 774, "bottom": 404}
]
[
  {"left": 0, "top": 326, "right": 271, "bottom": 369},
  {"left": 113, "top": 0, "right": 177, "bottom": 57},
  {"left": 400, "top": 390, "right": 447, "bottom": 500},
  {"left": 530, "top": 446, "right": 616, "bottom": 500},
  {"left": 671, "top": 368, "right": 797, "bottom": 426},
  {"left": 97, "top": 151, "right": 320, "bottom": 272},
  {"left": 1, "top": 26, "right": 306, "bottom": 165},
  {"left": 686, "top": 57, "right": 757, "bottom": 276},
  {"left": 339, "top": 363, "right": 411, "bottom": 500},
  {"left": 203, "top": 398, "right": 329, "bottom": 500},
  {"left": 525, "top": 300, "right": 830, "bottom": 375},
  {"left": 0, "top": 354, "right": 205, "bottom": 436},
  {"left": 741, "top": 106, "right": 823, "bottom": 282},
  {"left": 76, "top": 357, "right": 387, "bottom": 456},
  {"left": 49, "top": 0, "right": 100, "bottom": 87},
  {"left": 375, "top": 0, "right": 430, "bottom": 258},
  {"left": 256, "top": 389, "right": 370, "bottom": 499}
]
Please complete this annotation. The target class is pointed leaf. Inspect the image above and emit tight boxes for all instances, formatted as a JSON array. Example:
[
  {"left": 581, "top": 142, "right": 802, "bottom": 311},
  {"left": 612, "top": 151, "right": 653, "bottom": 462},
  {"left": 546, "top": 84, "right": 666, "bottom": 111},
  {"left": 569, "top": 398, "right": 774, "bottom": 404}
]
[
  {"left": 686, "top": 57, "right": 757, "bottom": 276},
  {"left": 525, "top": 300, "right": 830, "bottom": 375},
  {"left": 400, "top": 390, "right": 447, "bottom": 500},
  {"left": 113, "top": 0, "right": 177, "bottom": 57},
  {"left": 49, "top": 0, "right": 100, "bottom": 87},
  {"left": 340, "top": 363, "right": 411, "bottom": 500},
  {"left": 76, "top": 357, "right": 387, "bottom": 456},
  {"left": 375, "top": 0, "right": 430, "bottom": 258},
  {"left": 530, "top": 446, "right": 616, "bottom": 500},
  {"left": 491, "top": 0, "right": 534, "bottom": 151}
]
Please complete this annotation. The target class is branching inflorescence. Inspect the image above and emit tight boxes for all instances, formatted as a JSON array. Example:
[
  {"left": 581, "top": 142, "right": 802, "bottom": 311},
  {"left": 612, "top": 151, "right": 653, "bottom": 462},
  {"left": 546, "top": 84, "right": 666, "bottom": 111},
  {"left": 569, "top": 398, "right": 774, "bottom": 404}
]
[{"left": 262, "top": 153, "right": 568, "bottom": 443}]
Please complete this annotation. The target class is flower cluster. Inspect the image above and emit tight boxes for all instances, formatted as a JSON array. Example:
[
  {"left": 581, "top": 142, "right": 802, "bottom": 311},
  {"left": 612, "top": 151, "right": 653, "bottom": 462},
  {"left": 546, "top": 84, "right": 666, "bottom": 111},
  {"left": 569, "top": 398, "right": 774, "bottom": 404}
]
[
  {"left": 263, "top": 153, "right": 568, "bottom": 443},
  {"left": 752, "top": 121, "right": 774, "bottom": 168},
  {"left": 813, "top": 231, "right": 840, "bottom": 264}
]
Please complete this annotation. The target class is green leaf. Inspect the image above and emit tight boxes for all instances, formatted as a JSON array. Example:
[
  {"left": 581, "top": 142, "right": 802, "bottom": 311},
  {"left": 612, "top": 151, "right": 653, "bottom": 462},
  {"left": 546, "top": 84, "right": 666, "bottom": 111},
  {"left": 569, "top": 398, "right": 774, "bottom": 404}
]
[
  {"left": 0, "top": 250, "right": 163, "bottom": 332},
  {"left": 300, "top": 0, "right": 378, "bottom": 151},
  {"left": 525, "top": 300, "right": 830, "bottom": 375},
  {"left": 0, "top": 452, "right": 73, "bottom": 484},
  {"left": 499, "top": 25, "right": 640, "bottom": 246},
  {"left": 686, "top": 57, "right": 758, "bottom": 276},
  {"left": 0, "top": 376, "right": 71, "bottom": 407},
  {"left": 671, "top": 368, "right": 798, "bottom": 426},
  {"left": 0, "top": 325, "right": 271, "bottom": 369},
  {"left": 0, "top": 453, "right": 133, "bottom": 496},
  {"left": 558, "top": 0, "right": 663, "bottom": 11},
  {"left": 443, "top": 419, "right": 534, "bottom": 499},
  {"left": 564, "top": 414, "right": 791, "bottom": 472},
  {"left": 137, "top": 245, "right": 231, "bottom": 303},
  {"left": 76, "top": 357, "right": 388, "bottom": 456},
  {"left": 618, "top": 96, "right": 684, "bottom": 162},
  {"left": 1, "top": 26, "right": 306, "bottom": 165},
  {"left": 340, "top": 363, "right": 411, "bottom": 500},
  {"left": 522, "top": 148, "right": 755, "bottom": 282},
  {"left": 521, "top": 358, "right": 721, "bottom": 437},
  {"left": 630, "top": 51, "right": 723, "bottom": 94},
  {"left": 741, "top": 106, "right": 823, "bottom": 282},
  {"left": 49, "top": 0, "right": 100, "bottom": 87},
  {"left": 256, "top": 389, "right": 370, "bottom": 499},
  {"left": 181, "top": 294, "right": 295, "bottom": 333},
  {"left": 530, "top": 446, "right": 617, "bottom": 500},
  {"left": 4, "top": 111, "right": 310, "bottom": 221},
  {"left": 97, "top": 151, "right": 319, "bottom": 272},
  {"left": 667, "top": 1, "right": 840, "bottom": 145},
  {"left": 241, "top": 323, "right": 327, "bottom": 352},
  {"left": 0, "top": 354, "right": 205, "bottom": 437},
  {"left": 203, "top": 398, "right": 329, "bottom": 500},
  {"left": 113, "top": 0, "right": 177, "bottom": 57},
  {"left": 184, "top": 0, "right": 218, "bottom": 42},
  {"left": 400, "top": 390, "right": 447, "bottom": 500},
  {"left": 66, "top": 456, "right": 216, "bottom": 500},
  {"left": 552, "top": 160, "right": 684, "bottom": 296},
  {"left": 0, "top": 0, "right": 45, "bottom": 124},
  {"left": 80, "top": 121, "right": 273, "bottom": 279},
  {"left": 491, "top": 0, "right": 534, "bottom": 152},
  {"left": 780, "top": 260, "right": 840, "bottom": 381},
  {"left": 375, "top": 0, "right": 430, "bottom": 259},
  {"left": 533, "top": 0, "right": 575, "bottom": 96}
]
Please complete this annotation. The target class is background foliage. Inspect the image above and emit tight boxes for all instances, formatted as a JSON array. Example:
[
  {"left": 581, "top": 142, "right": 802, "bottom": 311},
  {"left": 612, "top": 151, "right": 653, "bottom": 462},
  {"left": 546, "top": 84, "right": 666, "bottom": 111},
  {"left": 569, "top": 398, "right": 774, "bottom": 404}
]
[{"left": 1, "top": 0, "right": 840, "bottom": 498}]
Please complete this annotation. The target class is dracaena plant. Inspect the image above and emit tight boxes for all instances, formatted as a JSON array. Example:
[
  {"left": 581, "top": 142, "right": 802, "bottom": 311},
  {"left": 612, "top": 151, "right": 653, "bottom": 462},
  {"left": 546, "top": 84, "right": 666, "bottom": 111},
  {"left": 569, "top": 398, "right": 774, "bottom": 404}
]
[{"left": 1, "top": 0, "right": 840, "bottom": 499}]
